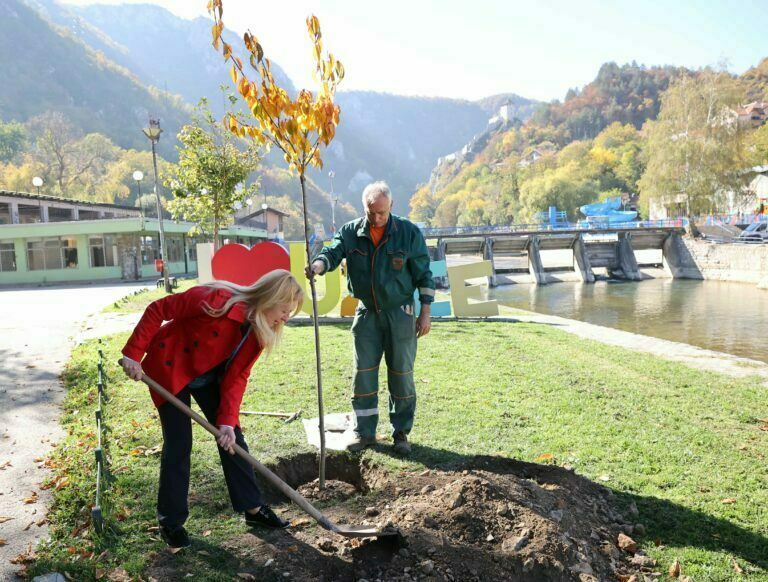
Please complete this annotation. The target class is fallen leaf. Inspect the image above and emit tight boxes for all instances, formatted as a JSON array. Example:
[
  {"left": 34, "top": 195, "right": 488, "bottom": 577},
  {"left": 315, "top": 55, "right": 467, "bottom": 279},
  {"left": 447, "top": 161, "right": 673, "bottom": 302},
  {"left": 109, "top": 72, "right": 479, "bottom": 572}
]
[
  {"left": 0, "top": 539, "right": 7, "bottom": 546},
  {"left": 535, "top": 453, "right": 554, "bottom": 463},
  {"left": 286, "top": 545, "right": 299, "bottom": 553},
  {"left": 758, "top": 423, "right": 768, "bottom": 431},
  {"left": 732, "top": 558, "right": 744, "bottom": 574},
  {"left": 197, "top": 550, "right": 210, "bottom": 556},
  {"left": 721, "top": 498, "right": 737, "bottom": 504},
  {"left": 107, "top": 568, "right": 130, "bottom": 582},
  {"left": 202, "top": 530, "right": 212, "bottom": 537},
  {"left": 237, "top": 574, "right": 256, "bottom": 581},
  {"left": 55, "top": 476, "right": 70, "bottom": 491},
  {"left": 144, "top": 444, "right": 162, "bottom": 456},
  {"left": 0, "top": 517, "right": 13, "bottom": 524},
  {"left": 169, "top": 546, "right": 184, "bottom": 554},
  {"left": 669, "top": 559, "right": 681, "bottom": 578},
  {"left": 0, "top": 460, "right": 11, "bottom": 470},
  {"left": 22, "top": 492, "right": 38, "bottom": 504},
  {"left": 23, "top": 520, "right": 35, "bottom": 531}
]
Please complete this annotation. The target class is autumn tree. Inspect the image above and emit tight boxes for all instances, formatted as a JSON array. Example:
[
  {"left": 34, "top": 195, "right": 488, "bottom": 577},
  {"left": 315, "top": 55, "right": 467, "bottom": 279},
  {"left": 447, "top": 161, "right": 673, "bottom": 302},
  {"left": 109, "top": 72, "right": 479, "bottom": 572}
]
[
  {"left": 0, "top": 120, "right": 25, "bottom": 162},
  {"left": 208, "top": 0, "right": 343, "bottom": 487},
  {"left": 639, "top": 70, "right": 748, "bottom": 224},
  {"left": 165, "top": 97, "right": 261, "bottom": 248}
]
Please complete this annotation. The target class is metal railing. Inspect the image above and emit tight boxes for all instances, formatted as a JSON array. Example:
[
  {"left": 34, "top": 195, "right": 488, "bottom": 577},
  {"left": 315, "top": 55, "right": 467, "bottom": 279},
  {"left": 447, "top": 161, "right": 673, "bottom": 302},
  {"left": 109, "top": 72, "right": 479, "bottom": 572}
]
[{"left": 420, "top": 218, "right": 687, "bottom": 238}]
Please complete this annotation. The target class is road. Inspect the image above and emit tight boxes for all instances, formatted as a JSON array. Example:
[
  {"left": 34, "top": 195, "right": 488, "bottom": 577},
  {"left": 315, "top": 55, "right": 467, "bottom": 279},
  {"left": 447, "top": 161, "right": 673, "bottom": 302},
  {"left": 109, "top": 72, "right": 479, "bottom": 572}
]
[{"left": 0, "top": 283, "right": 147, "bottom": 581}]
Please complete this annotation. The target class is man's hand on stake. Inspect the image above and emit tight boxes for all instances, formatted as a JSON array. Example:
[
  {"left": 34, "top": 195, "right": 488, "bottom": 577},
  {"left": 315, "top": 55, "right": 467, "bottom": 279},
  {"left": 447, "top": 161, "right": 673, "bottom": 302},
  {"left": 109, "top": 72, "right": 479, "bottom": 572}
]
[{"left": 305, "top": 260, "right": 325, "bottom": 279}]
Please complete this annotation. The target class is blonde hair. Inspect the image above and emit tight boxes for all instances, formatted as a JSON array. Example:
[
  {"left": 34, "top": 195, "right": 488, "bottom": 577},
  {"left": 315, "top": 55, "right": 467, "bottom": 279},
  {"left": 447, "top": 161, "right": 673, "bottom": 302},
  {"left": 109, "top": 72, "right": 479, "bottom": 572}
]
[{"left": 202, "top": 269, "right": 304, "bottom": 353}]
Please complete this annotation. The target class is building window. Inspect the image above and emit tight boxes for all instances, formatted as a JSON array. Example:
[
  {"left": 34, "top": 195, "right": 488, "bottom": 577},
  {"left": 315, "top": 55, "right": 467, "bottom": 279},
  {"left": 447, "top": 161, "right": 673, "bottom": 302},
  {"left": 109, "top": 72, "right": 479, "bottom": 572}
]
[
  {"left": 79, "top": 209, "right": 100, "bottom": 220},
  {"left": 167, "top": 237, "right": 184, "bottom": 263},
  {"left": 27, "top": 237, "right": 78, "bottom": 270},
  {"left": 0, "top": 203, "right": 11, "bottom": 225},
  {"left": 141, "top": 235, "right": 158, "bottom": 265},
  {"left": 48, "top": 207, "right": 74, "bottom": 222},
  {"left": 89, "top": 235, "right": 117, "bottom": 267},
  {"left": 0, "top": 243, "right": 16, "bottom": 271},
  {"left": 187, "top": 238, "right": 198, "bottom": 262},
  {"left": 18, "top": 204, "right": 42, "bottom": 224}
]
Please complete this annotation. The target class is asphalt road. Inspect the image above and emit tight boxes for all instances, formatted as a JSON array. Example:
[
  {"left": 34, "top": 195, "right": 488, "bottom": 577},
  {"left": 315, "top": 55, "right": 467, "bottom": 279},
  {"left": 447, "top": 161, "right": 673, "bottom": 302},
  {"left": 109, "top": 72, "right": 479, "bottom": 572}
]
[{"left": 0, "top": 282, "right": 147, "bottom": 581}]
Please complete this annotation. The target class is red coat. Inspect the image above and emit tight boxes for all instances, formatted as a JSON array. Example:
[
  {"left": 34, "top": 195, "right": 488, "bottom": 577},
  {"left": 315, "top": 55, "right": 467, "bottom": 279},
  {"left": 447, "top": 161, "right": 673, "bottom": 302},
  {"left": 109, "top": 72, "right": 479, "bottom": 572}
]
[{"left": 122, "top": 286, "right": 263, "bottom": 427}]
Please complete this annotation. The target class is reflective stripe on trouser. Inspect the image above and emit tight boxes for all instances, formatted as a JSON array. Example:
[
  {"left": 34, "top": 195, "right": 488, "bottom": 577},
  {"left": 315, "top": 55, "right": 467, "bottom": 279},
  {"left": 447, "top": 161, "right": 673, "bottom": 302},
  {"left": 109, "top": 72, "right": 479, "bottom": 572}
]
[{"left": 351, "top": 304, "right": 417, "bottom": 438}]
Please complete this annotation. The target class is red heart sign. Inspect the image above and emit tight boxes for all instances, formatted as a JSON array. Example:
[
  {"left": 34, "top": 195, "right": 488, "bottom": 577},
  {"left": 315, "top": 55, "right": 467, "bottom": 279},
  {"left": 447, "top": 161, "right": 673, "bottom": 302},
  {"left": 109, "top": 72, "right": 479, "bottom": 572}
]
[{"left": 211, "top": 242, "right": 290, "bottom": 285}]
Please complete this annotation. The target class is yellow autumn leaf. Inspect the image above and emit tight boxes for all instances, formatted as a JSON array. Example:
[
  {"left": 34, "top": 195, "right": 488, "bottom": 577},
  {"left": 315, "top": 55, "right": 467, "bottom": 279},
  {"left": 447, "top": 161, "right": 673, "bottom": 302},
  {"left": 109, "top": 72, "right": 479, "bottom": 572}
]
[
  {"left": 535, "top": 453, "right": 554, "bottom": 463},
  {"left": 230, "top": 65, "right": 238, "bottom": 85}
]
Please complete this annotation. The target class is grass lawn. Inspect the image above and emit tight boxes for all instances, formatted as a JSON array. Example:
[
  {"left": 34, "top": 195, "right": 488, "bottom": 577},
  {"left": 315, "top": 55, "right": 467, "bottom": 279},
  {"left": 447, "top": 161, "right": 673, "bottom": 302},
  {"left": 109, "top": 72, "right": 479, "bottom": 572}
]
[{"left": 29, "top": 320, "right": 768, "bottom": 581}]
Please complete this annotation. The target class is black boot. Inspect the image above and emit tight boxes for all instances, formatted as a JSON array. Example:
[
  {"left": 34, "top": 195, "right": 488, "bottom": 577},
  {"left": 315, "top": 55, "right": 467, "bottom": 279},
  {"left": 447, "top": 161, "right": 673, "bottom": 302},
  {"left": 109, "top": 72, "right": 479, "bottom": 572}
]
[
  {"left": 245, "top": 505, "right": 290, "bottom": 529},
  {"left": 159, "top": 525, "right": 191, "bottom": 548}
]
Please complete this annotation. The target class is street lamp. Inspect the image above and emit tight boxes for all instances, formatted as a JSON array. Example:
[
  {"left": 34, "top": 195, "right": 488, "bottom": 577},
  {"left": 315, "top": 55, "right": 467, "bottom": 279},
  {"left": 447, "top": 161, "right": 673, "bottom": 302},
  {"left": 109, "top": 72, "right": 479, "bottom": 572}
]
[
  {"left": 142, "top": 117, "right": 171, "bottom": 293},
  {"left": 132, "top": 170, "right": 144, "bottom": 218},
  {"left": 32, "top": 177, "right": 43, "bottom": 221},
  {"left": 328, "top": 170, "right": 338, "bottom": 234}
]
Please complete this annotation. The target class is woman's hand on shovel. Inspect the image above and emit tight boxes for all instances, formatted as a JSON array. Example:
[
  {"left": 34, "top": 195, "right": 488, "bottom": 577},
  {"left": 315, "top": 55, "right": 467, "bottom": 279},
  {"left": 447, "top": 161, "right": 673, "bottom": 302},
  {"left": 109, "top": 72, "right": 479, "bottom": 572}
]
[
  {"left": 121, "top": 356, "right": 144, "bottom": 381},
  {"left": 217, "top": 425, "right": 236, "bottom": 454}
]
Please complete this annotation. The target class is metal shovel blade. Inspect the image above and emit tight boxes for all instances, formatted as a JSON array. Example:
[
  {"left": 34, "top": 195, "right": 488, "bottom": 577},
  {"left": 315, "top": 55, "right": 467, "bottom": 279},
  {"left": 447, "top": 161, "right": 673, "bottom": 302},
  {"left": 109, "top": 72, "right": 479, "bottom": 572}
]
[{"left": 120, "top": 361, "right": 398, "bottom": 539}]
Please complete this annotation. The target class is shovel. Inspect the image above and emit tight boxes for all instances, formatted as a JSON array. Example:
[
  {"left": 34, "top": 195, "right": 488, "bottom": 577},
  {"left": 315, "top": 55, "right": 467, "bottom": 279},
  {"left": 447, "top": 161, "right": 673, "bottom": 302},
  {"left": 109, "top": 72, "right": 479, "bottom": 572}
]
[{"left": 121, "top": 361, "right": 397, "bottom": 539}]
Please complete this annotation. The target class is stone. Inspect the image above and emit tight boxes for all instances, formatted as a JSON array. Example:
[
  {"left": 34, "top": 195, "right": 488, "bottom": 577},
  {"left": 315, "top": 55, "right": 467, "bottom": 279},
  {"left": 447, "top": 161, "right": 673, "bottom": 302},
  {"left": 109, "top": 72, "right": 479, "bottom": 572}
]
[
  {"left": 502, "top": 535, "right": 528, "bottom": 552},
  {"left": 496, "top": 504, "right": 509, "bottom": 516},
  {"left": 423, "top": 516, "right": 438, "bottom": 529},
  {"left": 549, "top": 509, "right": 564, "bottom": 522},
  {"left": 420, "top": 484, "right": 435, "bottom": 495},
  {"left": 32, "top": 575, "right": 67, "bottom": 582},
  {"left": 365, "top": 506, "right": 379, "bottom": 517},
  {"left": 486, "top": 533, "right": 495, "bottom": 542},
  {"left": 570, "top": 562, "right": 594, "bottom": 575},
  {"left": 522, "top": 558, "right": 535, "bottom": 573},
  {"left": 447, "top": 492, "right": 464, "bottom": 510},
  {"left": 631, "top": 554, "right": 656, "bottom": 568},
  {"left": 421, "top": 560, "right": 434, "bottom": 575},
  {"left": 617, "top": 532, "right": 638, "bottom": 553}
]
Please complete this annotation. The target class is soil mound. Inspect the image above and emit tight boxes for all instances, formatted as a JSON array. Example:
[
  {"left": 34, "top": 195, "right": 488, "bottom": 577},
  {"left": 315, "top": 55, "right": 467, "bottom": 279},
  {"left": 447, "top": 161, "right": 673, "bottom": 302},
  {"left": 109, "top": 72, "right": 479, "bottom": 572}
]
[{"left": 148, "top": 455, "right": 656, "bottom": 581}]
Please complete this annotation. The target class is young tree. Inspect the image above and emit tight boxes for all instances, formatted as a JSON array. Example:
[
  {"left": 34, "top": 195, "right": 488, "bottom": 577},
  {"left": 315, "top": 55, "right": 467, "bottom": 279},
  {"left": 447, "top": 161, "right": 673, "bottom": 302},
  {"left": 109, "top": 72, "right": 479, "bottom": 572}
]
[
  {"left": 0, "top": 120, "right": 25, "bottom": 162},
  {"left": 165, "top": 97, "right": 261, "bottom": 248},
  {"left": 638, "top": 70, "right": 748, "bottom": 226},
  {"left": 208, "top": 0, "right": 343, "bottom": 487}
]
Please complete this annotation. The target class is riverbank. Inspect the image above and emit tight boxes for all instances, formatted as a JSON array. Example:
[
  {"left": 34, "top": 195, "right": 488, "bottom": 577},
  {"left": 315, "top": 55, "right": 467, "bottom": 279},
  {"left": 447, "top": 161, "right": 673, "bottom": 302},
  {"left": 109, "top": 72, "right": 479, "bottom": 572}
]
[{"left": 23, "top": 312, "right": 768, "bottom": 580}]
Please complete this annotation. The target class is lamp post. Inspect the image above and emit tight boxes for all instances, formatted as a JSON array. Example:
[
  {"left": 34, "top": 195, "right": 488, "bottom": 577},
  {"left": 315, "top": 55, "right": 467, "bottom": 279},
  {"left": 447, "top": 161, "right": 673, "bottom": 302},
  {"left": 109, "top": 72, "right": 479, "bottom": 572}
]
[
  {"left": 133, "top": 170, "right": 144, "bottom": 219},
  {"left": 32, "top": 177, "right": 43, "bottom": 221},
  {"left": 142, "top": 117, "right": 171, "bottom": 293},
  {"left": 328, "top": 170, "right": 338, "bottom": 234}
]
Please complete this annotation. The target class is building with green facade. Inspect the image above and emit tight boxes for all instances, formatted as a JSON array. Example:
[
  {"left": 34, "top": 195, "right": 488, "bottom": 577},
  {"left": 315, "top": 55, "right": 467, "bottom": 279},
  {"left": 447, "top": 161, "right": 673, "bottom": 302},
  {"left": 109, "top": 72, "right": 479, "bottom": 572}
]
[{"left": 0, "top": 191, "right": 268, "bottom": 285}]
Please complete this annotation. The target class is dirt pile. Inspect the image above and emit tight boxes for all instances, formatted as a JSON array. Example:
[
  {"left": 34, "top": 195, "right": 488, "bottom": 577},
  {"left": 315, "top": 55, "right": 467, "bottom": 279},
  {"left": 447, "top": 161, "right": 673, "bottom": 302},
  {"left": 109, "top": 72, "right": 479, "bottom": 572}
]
[{"left": 148, "top": 455, "right": 659, "bottom": 581}]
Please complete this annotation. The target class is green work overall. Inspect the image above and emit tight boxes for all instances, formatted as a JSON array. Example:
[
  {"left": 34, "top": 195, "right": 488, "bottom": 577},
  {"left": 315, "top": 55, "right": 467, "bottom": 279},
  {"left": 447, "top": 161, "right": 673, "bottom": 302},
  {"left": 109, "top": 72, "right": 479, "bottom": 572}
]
[{"left": 351, "top": 303, "right": 417, "bottom": 438}]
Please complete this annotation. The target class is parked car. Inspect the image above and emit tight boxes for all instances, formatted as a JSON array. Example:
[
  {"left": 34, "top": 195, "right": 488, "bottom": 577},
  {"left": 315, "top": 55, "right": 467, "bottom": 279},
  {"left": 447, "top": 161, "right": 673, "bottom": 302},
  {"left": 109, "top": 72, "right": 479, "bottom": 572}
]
[{"left": 738, "top": 221, "right": 768, "bottom": 242}]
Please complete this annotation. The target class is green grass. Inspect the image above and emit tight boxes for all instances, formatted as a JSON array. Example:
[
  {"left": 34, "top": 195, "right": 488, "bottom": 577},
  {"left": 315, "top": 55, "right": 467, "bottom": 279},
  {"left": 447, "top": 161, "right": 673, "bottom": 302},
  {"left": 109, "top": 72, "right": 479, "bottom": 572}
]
[
  {"left": 30, "top": 321, "right": 768, "bottom": 581},
  {"left": 103, "top": 278, "right": 199, "bottom": 313}
]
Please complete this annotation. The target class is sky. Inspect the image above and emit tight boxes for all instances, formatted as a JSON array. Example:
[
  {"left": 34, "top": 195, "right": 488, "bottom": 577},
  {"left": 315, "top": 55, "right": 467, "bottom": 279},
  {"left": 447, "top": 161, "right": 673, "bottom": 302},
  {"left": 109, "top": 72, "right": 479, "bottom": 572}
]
[{"left": 63, "top": 0, "right": 768, "bottom": 102}]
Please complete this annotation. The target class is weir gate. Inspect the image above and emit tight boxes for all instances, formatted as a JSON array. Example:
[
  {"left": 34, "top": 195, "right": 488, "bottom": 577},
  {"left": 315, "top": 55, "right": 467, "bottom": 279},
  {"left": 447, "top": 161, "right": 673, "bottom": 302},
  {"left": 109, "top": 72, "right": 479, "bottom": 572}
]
[{"left": 422, "top": 225, "right": 690, "bottom": 286}]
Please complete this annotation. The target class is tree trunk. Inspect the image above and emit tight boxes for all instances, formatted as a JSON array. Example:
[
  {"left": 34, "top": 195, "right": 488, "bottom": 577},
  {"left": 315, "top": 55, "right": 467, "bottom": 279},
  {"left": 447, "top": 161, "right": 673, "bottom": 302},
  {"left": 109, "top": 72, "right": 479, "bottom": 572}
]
[{"left": 299, "top": 173, "right": 327, "bottom": 489}]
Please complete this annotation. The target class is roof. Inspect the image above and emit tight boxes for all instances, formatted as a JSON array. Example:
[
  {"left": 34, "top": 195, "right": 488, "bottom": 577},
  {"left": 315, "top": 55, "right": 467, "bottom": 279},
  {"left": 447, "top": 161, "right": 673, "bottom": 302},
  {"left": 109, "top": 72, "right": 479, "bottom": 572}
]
[
  {"left": 0, "top": 190, "right": 138, "bottom": 212},
  {"left": 236, "top": 206, "right": 290, "bottom": 222}
]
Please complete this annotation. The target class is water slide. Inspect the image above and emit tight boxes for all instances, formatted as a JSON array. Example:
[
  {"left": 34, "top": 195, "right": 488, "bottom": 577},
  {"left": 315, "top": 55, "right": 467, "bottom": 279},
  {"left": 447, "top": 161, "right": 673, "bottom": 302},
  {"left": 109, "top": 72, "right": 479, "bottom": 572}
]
[{"left": 580, "top": 196, "right": 637, "bottom": 223}]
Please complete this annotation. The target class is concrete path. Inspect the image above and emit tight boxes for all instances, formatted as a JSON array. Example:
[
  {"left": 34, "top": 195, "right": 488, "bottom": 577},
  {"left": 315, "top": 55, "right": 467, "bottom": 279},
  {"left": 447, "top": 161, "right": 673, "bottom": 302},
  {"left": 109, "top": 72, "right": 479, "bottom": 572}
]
[{"left": 0, "top": 283, "right": 148, "bottom": 581}]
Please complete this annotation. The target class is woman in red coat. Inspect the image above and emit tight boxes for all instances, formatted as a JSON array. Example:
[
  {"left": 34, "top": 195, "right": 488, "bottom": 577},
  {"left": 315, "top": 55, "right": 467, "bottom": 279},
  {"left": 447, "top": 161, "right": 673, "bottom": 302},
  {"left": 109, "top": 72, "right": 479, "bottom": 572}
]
[{"left": 120, "top": 269, "right": 304, "bottom": 548}]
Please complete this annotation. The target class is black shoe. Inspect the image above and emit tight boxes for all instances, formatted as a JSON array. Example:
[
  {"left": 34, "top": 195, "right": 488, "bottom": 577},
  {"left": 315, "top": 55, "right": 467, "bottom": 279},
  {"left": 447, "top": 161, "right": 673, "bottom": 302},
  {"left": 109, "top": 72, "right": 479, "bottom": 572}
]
[
  {"left": 393, "top": 431, "right": 411, "bottom": 455},
  {"left": 245, "top": 505, "right": 290, "bottom": 529},
  {"left": 159, "top": 525, "right": 191, "bottom": 549}
]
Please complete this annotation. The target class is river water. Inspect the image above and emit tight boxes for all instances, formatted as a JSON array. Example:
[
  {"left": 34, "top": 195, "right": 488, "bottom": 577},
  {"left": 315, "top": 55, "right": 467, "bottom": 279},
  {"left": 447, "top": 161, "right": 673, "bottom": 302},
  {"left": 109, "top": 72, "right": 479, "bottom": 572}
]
[{"left": 486, "top": 279, "right": 768, "bottom": 363}]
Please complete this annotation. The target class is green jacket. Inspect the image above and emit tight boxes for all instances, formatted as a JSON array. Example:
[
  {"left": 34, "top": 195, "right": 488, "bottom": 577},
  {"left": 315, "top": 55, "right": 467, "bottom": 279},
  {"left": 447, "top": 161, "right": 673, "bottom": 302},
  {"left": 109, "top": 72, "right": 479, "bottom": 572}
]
[{"left": 316, "top": 214, "right": 435, "bottom": 312}]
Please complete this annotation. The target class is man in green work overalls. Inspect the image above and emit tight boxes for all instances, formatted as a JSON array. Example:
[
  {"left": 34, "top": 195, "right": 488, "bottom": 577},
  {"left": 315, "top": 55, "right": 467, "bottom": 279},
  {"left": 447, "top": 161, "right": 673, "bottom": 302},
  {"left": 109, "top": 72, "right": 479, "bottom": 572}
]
[{"left": 308, "top": 181, "right": 434, "bottom": 454}]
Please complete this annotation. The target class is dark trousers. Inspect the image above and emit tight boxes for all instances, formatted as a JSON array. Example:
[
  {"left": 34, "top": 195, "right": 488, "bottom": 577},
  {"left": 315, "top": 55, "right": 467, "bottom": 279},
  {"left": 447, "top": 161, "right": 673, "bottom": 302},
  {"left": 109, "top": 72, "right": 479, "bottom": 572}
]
[{"left": 156, "top": 378, "right": 263, "bottom": 529}]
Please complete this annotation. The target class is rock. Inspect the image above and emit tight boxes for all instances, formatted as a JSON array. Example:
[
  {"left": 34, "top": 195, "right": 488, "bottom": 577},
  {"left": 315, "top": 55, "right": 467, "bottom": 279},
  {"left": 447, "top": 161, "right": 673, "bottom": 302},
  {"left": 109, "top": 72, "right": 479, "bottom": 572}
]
[
  {"left": 634, "top": 523, "right": 646, "bottom": 536},
  {"left": 486, "top": 533, "right": 495, "bottom": 542},
  {"left": 264, "top": 559, "right": 275, "bottom": 567},
  {"left": 318, "top": 539, "right": 338, "bottom": 553},
  {"left": 522, "top": 558, "right": 535, "bottom": 573},
  {"left": 496, "top": 504, "right": 509, "bottom": 516},
  {"left": 447, "top": 492, "right": 464, "bottom": 510},
  {"left": 669, "top": 559, "right": 681, "bottom": 578},
  {"left": 570, "top": 562, "right": 594, "bottom": 575},
  {"left": 421, "top": 560, "right": 434, "bottom": 575},
  {"left": 617, "top": 532, "right": 638, "bottom": 553},
  {"left": 502, "top": 535, "right": 528, "bottom": 552},
  {"left": 33, "top": 575, "right": 67, "bottom": 582},
  {"left": 420, "top": 484, "right": 435, "bottom": 495},
  {"left": 423, "top": 515, "right": 438, "bottom": 529},
  {"left": 365, "top": 506, "right": 379, "bottom": 517},
  {"left": 520, "top": 527, "right": 532, "bottom": 539},
  {"left": 549, "top": 509, "right": 564, "bottom": 522},
  {"left": 419, "top": 469, "right": 430, "bottom": 477},
  {"left": 630, "top": 554, "right": 656, "bottom": 568}
]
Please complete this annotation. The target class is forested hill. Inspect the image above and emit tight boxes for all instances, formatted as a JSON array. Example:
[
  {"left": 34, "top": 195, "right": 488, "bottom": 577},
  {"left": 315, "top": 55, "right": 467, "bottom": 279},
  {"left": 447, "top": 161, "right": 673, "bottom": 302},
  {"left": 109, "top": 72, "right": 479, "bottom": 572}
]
[
  {"left": 412, "top": 61, "right": 768, "bottom": 227},
  {"left": 0, "top": 0, "right": 189, "bottom": 159}
]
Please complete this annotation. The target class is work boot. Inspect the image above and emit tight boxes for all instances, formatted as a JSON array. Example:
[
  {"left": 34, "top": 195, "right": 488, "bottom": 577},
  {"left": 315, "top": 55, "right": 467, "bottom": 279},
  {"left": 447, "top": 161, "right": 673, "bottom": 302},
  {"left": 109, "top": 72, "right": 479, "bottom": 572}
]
[
  {"left": 159, "top": 525, "right": 191, "bottom": 549},
  {"left": 392, "top": 431, "right": 411, "bottom": 455},
  {"left": 344, "top": 431, "right": 377, "bottom": 452},
  {"left": 245, "top": 505, "right": 290, "bottom": 529}
]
